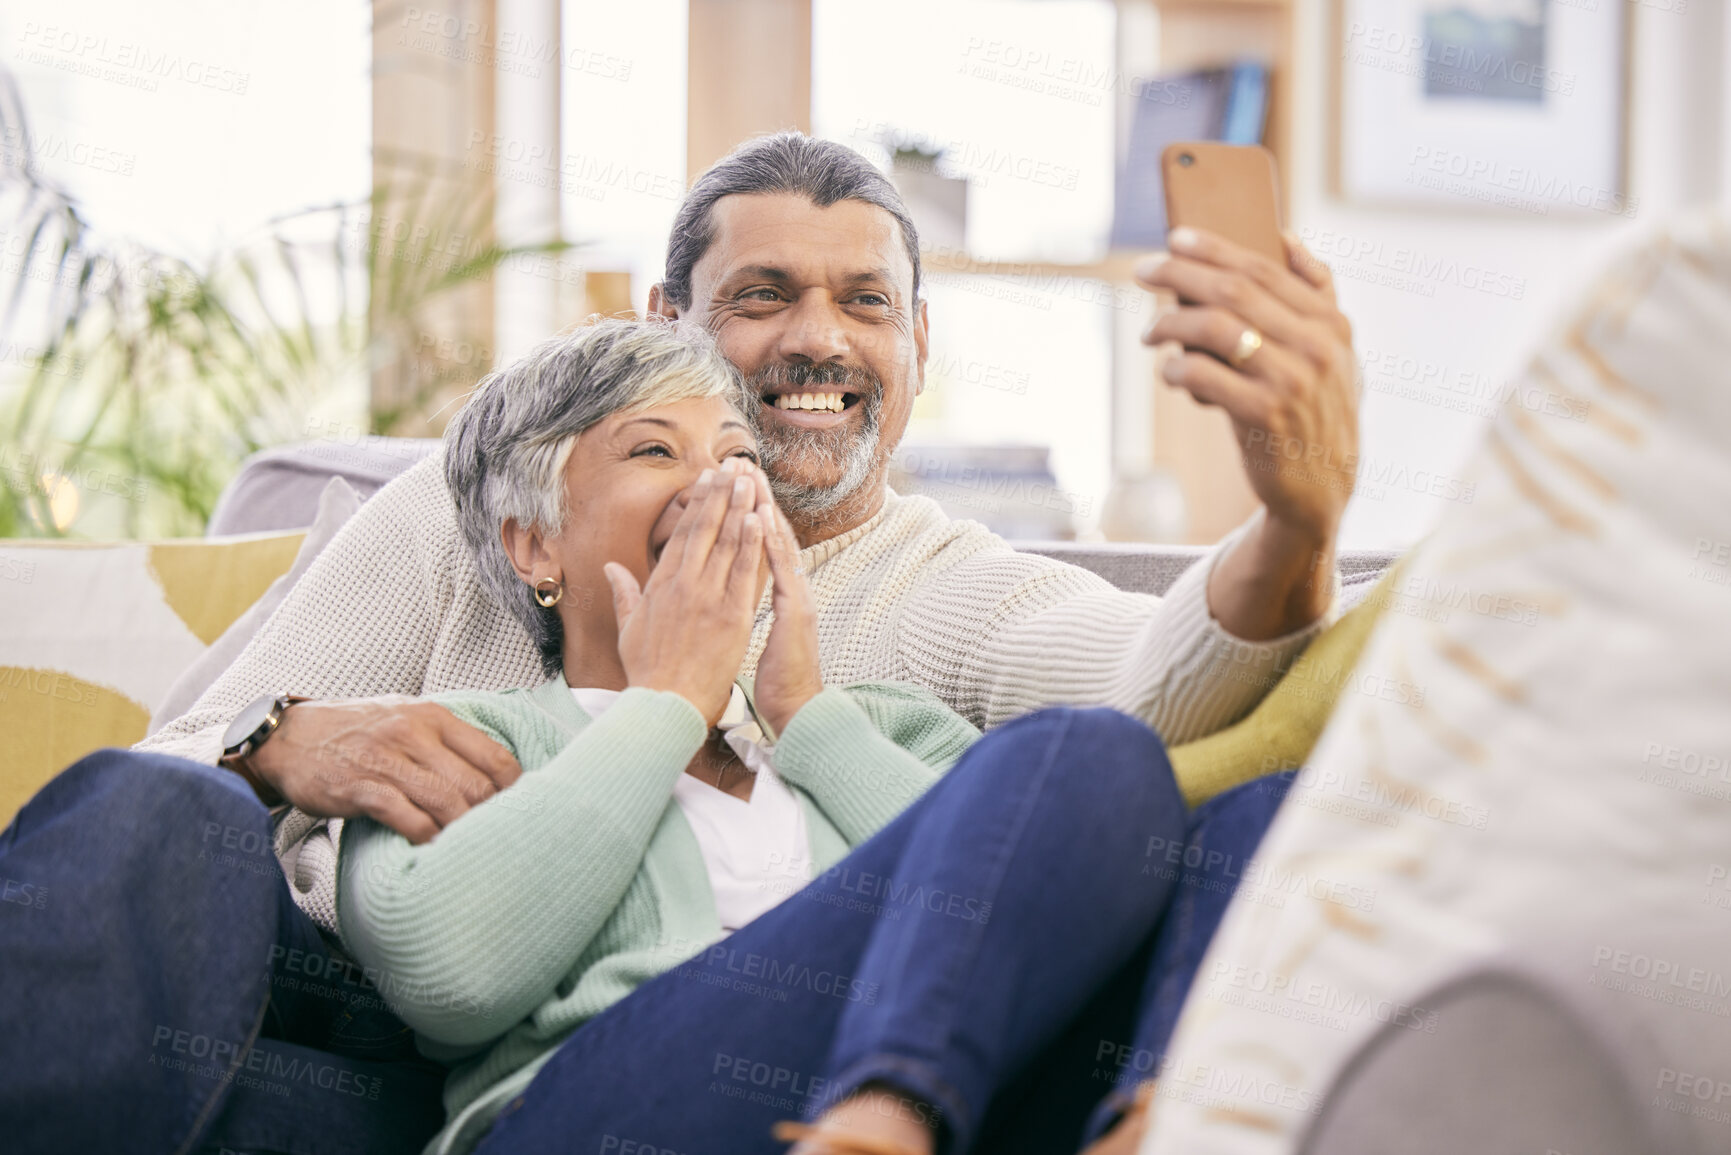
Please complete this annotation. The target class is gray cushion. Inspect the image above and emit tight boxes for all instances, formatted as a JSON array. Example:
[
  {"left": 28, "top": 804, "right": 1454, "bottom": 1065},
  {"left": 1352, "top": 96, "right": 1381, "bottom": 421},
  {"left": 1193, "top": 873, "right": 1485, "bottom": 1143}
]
[
  {"left": 1016, "top": 540, "right": 1401, "bottom": 599},
  {"left": 206, "top": 438, "right": 438, "bottom": 537}
]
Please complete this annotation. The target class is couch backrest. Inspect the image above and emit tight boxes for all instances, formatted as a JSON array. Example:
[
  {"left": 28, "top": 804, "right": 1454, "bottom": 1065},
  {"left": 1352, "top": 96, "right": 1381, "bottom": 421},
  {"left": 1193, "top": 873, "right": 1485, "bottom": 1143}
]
[{"left": 208, "top": 438, "right": 1399, "bottom": 597}]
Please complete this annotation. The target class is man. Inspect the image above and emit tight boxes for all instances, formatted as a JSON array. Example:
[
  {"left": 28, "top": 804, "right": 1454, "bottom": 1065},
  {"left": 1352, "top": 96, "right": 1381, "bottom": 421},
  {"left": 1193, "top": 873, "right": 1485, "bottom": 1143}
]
[
  {"left": 143, "top": 132, "right": 1359, "bottom": 849},
  {"left": 1, "top": 133, "right": 1358, "bottom": 1152}
]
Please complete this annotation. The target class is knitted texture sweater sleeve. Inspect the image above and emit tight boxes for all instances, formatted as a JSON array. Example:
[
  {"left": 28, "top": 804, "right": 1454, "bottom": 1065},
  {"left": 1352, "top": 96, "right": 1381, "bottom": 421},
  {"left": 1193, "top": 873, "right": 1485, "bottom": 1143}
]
[
  {"left": 773, "top": 683, "right": 981, "bottom": 843},
  {"left": 336, "top": 686, "right": 707, "bottom": 1047},
  {"left": 886, "top": 507, "right": 1334, "bottom": 743}
]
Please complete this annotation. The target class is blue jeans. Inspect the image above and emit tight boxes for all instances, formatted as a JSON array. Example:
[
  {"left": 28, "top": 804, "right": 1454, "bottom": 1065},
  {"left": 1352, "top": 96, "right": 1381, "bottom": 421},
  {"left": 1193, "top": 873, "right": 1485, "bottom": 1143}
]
[
  {"left": 0, "top": 720, "right": 1292, "bottom": 1155},
  {"left": 0, "top": 749, "right": 445, "bottom": 1155},
  {"left": 475, "top": 709, "right": 1295, "bottom": 1155}
]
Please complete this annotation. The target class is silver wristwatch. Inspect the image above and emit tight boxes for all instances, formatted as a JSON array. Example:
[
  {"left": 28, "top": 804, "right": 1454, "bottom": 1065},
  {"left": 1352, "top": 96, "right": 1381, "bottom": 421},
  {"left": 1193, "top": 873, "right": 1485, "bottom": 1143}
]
[{"left": 221, "top": 693, "right": 305, "bottom": 761}]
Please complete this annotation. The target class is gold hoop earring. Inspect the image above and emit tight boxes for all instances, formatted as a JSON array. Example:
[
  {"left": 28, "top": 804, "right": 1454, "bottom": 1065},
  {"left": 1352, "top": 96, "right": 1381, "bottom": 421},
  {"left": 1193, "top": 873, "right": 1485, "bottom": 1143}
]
[{"left": 534, "top": 577, "right": 564, "bottom": 608}]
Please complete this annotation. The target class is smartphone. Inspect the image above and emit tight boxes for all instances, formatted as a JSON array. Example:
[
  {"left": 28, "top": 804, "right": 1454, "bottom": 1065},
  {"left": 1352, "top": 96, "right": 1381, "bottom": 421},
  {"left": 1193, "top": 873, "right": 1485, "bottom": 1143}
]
[{"left": 1160, "top": 142, "right": 1286, "bottom": 264}]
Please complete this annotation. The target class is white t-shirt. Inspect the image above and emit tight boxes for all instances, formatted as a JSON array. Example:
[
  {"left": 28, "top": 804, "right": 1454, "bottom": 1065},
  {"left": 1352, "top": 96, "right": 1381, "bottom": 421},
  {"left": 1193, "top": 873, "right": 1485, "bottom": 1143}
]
[{"left": 570, "top": 685, "right": 813, "bottom": 932}]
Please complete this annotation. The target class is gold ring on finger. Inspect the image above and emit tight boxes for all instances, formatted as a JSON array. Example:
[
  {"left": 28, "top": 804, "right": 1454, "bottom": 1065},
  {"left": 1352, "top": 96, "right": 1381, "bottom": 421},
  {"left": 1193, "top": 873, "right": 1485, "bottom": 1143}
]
[{"left": 1229, "top": 326, "right": 1263, "bottom": 368}]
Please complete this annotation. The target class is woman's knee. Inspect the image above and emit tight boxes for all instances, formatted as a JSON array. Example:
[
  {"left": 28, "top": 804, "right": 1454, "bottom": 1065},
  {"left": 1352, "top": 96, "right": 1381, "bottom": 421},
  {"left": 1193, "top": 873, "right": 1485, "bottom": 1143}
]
[{"left": 988, "top": 706, "right": 1169, "bottom": 780}]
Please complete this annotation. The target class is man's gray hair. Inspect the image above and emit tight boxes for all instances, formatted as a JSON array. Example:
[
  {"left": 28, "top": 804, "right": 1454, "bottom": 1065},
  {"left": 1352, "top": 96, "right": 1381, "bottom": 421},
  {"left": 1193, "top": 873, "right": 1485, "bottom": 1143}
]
[
  {"left": 661, "top": 131, "right": 922, "bottom": 310},
  {"left": 444, "top": 319, "right": 749, "bottom": 673}
]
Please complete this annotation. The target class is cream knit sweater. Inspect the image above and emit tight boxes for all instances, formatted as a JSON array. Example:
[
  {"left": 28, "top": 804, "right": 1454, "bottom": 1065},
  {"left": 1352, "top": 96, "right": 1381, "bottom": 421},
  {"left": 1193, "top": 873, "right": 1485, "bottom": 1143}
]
[{"left": 138, "top": 452, "right": 1330, "bottom": 927}]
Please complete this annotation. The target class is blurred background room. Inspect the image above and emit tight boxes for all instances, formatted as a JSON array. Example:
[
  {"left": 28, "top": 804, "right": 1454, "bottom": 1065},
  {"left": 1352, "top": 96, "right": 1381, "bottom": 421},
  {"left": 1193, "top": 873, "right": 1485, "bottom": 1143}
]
[{"left": 0, "top": 0, "right": 1724, "bottom": 550}]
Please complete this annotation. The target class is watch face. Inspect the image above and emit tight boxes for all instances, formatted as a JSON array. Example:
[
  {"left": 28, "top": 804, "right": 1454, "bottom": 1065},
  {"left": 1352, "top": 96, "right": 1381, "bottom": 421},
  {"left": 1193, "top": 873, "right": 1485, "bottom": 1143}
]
[{"left": 223, "top": 694, "right": 282, "bottom": 755}]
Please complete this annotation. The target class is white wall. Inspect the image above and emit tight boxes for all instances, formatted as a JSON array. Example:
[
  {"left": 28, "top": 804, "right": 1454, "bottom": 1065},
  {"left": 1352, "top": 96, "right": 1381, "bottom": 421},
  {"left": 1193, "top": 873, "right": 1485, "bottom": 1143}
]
[{"left": 1284, "top": 0, "right": 1727, "bottom": 550}]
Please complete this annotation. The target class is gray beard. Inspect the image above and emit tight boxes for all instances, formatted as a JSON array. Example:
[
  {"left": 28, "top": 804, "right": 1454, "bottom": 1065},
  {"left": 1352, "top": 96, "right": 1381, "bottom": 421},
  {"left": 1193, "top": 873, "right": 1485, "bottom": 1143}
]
[{"left": 756, "top": 387, "right": 885, "bottom": 518}]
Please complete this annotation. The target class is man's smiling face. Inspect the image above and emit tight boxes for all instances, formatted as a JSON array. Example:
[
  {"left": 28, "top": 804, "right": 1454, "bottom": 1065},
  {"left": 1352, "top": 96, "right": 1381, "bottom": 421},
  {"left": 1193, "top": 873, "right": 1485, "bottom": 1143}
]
[{"left": 669, "top": 192, "right": 928, "bottom": 530}]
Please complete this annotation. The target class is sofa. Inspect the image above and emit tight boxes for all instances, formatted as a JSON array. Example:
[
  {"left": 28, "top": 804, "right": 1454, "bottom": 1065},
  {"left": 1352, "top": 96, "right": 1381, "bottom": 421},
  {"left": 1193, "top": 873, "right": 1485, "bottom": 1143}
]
[
  {"left": 212, "top": 439, "right": 1731, "bottom": 1155},
  {"left": 6, "top": 434, "right": 1720, "bottom": 1154}
]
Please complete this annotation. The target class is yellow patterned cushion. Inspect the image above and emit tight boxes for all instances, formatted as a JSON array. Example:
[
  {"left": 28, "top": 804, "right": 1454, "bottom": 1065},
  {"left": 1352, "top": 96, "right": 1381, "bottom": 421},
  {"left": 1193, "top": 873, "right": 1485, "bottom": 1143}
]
[
  {"left": 1170, "top": 566, "right": 1402, "bottom": 807},
  {"left": 0, "top": 533, "right": 303, "bottom": 824}
]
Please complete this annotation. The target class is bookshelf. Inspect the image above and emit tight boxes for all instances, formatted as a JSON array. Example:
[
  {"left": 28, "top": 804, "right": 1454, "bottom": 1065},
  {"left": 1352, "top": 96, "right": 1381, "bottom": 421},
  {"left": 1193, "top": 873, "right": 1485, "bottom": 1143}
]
[{"left": 920, "top": 0, "right": 1294, "bottom": 543}]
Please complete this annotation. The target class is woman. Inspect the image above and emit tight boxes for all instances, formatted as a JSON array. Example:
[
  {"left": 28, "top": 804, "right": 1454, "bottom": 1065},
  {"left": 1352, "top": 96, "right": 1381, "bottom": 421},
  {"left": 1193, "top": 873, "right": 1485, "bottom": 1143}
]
[{"left": 336, "top": 319, "right": 1281, "bottom": 1155}]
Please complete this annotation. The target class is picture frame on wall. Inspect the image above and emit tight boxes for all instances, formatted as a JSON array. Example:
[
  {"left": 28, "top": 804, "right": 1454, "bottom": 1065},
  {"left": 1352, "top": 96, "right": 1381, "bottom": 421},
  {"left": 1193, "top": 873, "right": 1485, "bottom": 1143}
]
[{"left": 1332, "top": 0, "right": 1633, "bottom": 218}]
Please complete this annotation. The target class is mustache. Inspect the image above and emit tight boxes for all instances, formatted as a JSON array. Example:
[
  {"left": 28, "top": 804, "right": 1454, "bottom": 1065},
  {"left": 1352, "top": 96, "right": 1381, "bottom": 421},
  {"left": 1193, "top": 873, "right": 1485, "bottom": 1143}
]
[{"left": 746, "top": 361, "right": 882, "bottom": 395}]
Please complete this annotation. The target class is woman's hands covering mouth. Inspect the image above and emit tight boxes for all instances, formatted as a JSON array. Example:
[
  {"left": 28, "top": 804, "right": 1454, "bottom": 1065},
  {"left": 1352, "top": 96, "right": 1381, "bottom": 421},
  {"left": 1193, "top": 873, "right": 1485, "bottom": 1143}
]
[
  {"left": 604, "top": 457, "right": 766, "bottom": 727},
  {"left": 602, "top": 458, "right": 824, "bottom": 733}
]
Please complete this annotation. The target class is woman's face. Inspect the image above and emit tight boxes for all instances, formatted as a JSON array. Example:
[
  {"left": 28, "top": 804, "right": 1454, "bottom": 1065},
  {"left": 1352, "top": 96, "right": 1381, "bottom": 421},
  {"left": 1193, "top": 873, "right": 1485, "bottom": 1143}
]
[{"left": 515, "top": 393, "right": 761, "bottom": 635}]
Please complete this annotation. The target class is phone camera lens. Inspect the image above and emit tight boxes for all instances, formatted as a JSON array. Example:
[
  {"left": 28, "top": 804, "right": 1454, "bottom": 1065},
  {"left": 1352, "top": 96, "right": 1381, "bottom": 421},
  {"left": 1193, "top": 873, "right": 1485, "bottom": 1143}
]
[{"left": 1178, "top": 153, "right": 1194, "bottom": 167}]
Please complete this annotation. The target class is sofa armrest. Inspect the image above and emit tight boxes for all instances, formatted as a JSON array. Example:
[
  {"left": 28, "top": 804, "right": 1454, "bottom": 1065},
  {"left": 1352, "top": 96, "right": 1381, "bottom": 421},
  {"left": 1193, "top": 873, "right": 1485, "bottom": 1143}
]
[{"left": 1300, "top": 925, "right": 1731, "bottom": 1155}]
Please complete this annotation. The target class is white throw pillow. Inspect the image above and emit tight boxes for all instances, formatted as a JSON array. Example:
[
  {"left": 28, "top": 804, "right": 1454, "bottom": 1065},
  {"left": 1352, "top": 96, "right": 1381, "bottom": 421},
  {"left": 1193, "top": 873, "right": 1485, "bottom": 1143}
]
[{"left": 1143, "top": 211, "right": 1731, "bottom": 1154}]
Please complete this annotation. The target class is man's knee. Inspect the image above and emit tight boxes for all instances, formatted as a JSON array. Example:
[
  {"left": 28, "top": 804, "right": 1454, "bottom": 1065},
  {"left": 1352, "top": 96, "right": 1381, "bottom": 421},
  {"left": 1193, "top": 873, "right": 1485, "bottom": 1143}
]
[
  {"left": 65, "top": 747, "right": 259, "bottom": 804},
  {"left": 12, "top": 748, "right": 270, "bottom": 859}
]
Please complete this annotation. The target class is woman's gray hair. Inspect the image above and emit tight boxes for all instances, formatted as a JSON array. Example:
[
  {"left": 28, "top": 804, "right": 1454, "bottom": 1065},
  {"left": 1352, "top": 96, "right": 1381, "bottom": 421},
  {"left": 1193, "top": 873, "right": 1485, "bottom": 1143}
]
[
  {"left": 662, "top": 131, "right": 922, "bottom": 310},
  {"left": 444, "top": 319, "right": 749, "bottom": 674}
]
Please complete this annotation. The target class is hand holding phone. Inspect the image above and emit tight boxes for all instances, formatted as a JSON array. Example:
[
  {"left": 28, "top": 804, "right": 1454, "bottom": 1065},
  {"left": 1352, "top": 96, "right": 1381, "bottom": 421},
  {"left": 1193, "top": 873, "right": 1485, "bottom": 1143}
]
[{"left": 1138, "top": 139, "right": 1362, "bottom": 584}]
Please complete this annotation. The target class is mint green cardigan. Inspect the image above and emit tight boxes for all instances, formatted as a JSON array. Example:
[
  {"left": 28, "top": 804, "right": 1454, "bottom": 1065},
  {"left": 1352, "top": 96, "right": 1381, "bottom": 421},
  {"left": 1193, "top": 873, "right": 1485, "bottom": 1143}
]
[{"left": 336, "top": 676, "right": 980, "bottom": 1154}]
